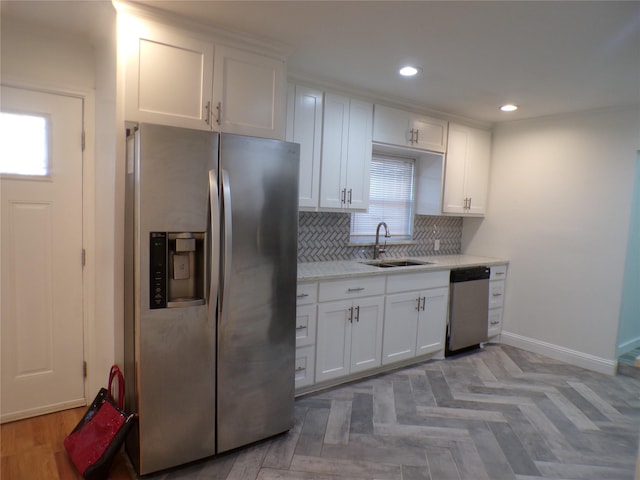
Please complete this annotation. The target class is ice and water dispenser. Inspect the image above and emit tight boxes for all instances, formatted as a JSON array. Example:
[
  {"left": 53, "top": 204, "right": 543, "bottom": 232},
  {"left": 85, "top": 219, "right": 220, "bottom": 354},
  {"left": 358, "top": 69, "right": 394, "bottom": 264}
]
[{"left": 149, "top": 232, "right": 206, "bottom": 309}]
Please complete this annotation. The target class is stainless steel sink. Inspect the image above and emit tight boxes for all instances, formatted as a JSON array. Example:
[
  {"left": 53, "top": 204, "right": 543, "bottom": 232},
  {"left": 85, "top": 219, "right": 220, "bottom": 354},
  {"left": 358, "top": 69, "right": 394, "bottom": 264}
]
[{"left": 360, "top": 259, "right": 433, "bottom": 268}]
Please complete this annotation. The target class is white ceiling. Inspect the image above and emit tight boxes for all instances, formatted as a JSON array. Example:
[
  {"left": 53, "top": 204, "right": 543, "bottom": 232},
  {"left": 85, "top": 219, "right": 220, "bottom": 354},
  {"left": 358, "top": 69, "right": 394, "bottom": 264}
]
[{"left": 3, "top": 1, "right": 640, "bottom": 124}]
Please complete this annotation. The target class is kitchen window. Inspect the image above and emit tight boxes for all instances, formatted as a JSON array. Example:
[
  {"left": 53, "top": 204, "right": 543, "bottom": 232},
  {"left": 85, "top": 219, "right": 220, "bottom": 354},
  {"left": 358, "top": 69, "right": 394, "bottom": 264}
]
[
  {"left": 350, "top": 154, "right": 415, "bottom": 241},
  {"left": 0, "top": 112, "right": 50, "bottom": 176}
]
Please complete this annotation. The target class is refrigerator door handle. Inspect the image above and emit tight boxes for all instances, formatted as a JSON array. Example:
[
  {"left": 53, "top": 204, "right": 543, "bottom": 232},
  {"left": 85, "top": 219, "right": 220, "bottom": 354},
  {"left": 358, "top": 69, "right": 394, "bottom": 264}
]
[
  {"left": 208, "top": 169, "right": 220, "bottom": 316},
  {"left": 220, "top": 168, "right": 232, "bottom": 323}
]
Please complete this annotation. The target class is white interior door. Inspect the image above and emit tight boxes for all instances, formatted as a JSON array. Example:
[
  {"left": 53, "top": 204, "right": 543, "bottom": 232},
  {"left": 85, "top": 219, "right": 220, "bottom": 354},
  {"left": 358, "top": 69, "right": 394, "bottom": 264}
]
[{"left": 1, "top": 86, "right": 85, "bottom": 423}]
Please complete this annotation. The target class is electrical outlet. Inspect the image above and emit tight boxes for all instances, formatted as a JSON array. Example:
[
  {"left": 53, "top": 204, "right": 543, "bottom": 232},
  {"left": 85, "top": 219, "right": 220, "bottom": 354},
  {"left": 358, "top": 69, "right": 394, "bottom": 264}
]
[{"left": 434, "top": 239, "right": 440, "bottom": 251}]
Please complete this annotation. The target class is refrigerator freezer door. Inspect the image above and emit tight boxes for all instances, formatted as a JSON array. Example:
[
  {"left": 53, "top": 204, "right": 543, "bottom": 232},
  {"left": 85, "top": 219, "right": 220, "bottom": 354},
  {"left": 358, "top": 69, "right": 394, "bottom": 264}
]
[
  {"left": 216, "top": 134, "right": 299, "bottom": 453},
  {"left": 127, "top": 124, "right": 218, "bottom": 474}
]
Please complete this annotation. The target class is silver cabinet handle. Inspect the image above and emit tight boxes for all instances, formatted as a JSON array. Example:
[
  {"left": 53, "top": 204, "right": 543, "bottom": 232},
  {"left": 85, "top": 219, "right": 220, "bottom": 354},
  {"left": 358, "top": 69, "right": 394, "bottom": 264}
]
[
  {"left": 421, "top": 296, "right": 426, "bottom": 311},
  {"left": 415, "top": 129, "right": 419, "bottom": 143},
  {"left": 295, "top": 366, "right": 305, "bottom": 372},
  {"left": 348, "top": 306, "right": 353, "bottom": 323},
  {"left": 297, "top": 293, "right": 309, "bottom": 298},
  {"left": 490, "top": 320, "right": 500, "bottom": 325},
  {"left": 348, "top": 287, "right": 365, "bottom": 292},
  {"left": 341, "top": 188, "right": 346, "bottom": 204},
  {"left": 416, "top": 297, "right": 421, "bottom": 311},
  {"left": 348, "top": 189, "right": 352, "bottom": 204},
  {"left": 204, "top": 101, "right": 211, "bottom": 125},
  {"left": 296, "top": 325, "right": 306, "bottom": 330},
  {"left": 215, "top": 101, "right": 222, "bottom": 125},
  {"left": 355, "top": 305, "right": 360, "bottom": 322},
  {"left": 495, "top": 272, "right": 505, "bottom": 276},
  {"left": 468, "top": 197, "right": 472, "bottom": 209},
  {"left": 492, "top": 293, "right": 503, "bottom": 297}
]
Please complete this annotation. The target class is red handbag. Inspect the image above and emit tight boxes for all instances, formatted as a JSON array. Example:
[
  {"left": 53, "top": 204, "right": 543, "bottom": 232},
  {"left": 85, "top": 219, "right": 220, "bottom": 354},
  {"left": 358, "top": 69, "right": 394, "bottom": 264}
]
[{"left": 64, "top": 365, "right": 135, "bottom": 480}]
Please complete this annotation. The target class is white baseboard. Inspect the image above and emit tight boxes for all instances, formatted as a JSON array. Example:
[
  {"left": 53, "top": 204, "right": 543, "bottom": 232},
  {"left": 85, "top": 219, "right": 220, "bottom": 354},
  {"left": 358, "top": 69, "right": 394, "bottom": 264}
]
[
  {"left": 500, "top": 331, "right": 617, "bottom": 375},
  {"left": 617, "top": 336, "right": 640, "bottom": 357}
]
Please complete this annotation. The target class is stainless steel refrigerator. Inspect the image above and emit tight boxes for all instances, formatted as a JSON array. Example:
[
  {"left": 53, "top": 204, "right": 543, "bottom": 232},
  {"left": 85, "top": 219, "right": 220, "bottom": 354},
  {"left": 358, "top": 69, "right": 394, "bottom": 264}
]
[{"left": 123, "top": 123, "right": 299, "bottom": 475}]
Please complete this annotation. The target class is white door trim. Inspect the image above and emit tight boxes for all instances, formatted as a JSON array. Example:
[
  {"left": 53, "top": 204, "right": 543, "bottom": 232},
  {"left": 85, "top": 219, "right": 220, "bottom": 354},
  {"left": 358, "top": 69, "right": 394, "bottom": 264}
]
[{"left": 2, "top": 79, "right": 98, "bottom": 407}]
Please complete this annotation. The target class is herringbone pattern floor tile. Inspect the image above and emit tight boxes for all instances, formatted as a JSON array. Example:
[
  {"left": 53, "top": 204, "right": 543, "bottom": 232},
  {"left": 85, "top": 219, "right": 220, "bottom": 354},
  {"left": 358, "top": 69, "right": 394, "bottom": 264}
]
[{"left": 147, "top": 345, "right": 640, "bottom": 480}]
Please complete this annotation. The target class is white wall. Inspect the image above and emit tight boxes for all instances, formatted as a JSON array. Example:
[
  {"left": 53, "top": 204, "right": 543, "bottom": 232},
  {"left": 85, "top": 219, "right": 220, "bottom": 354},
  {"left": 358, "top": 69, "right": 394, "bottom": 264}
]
[
  {"left": 1, "top": 11, "right": 118, "bottom": 397},
  {"left": 463, "top": 106, "right": 640, "bottom": 372},
  {"left": 1, "top": 19, "right": 95, "bottom": 91}
]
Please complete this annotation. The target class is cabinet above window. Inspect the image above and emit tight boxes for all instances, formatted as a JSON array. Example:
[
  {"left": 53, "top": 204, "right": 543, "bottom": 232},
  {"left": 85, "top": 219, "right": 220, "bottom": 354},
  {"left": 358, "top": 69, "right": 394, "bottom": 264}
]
[{"left": 373, "top": 104, "right": 448, "bottom": 154}]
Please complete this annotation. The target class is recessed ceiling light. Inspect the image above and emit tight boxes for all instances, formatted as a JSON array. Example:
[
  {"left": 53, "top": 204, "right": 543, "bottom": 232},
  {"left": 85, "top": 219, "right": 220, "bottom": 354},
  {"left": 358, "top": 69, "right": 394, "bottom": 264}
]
[
  {"left": 399, "top": 66, "right": 421, "bottom": 77},
  {"left": 500, "top": 104, "right": 519, "bottom": 112}
]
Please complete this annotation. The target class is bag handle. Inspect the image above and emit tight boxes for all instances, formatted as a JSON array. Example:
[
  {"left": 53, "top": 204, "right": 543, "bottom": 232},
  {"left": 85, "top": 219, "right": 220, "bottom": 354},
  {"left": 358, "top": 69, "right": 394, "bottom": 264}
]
[{"left": 108, "top": 365, "right": 125, "bottom": 410}]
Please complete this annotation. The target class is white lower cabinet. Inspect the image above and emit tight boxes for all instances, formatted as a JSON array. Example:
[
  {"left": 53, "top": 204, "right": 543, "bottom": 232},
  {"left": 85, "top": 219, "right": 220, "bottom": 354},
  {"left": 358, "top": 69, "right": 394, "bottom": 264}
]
[
  {"left": 383, "top": 271, "right": 449, "bottom": 365},
  {"left": 416, "top": 287, "right": 449, "bottom": 355},
  {"left": 295, "top": 282, "right": 317, "bottom": 389},
  {"left": 488, "top": 264, "right": 508, "bottom": 338},
  {"left": 295, "top": 345, "right": 316, "bottom": 389},
  {"left": 297, "top": 264, "right": 506, "bottom": 392},
  {"left": 316, "top": 296, "right": 384, "bottom": 383}
]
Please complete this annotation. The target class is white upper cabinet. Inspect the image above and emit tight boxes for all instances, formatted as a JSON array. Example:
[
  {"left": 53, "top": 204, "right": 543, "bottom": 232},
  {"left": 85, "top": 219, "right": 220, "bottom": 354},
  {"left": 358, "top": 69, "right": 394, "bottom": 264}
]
[
  {"left": 320, "top": 93, "right": 373, "bottom": 211},
  {"left": 124, "top": 21, "right": 214, "bottom": 130},
  {"left": 121, "top": 13, "right": 286, "bottom": 139},
  {"left": 442, "top": 123, "right": 491, "bottom": 215},
  {"left": 373, "top": 104, "right": 448, "bottom": 153},
  {"left": 213, "top": 46, "right": 286, "bottom": 139},
  {"left": 286, "top": 84, "right": 323, "bottom": 209}
]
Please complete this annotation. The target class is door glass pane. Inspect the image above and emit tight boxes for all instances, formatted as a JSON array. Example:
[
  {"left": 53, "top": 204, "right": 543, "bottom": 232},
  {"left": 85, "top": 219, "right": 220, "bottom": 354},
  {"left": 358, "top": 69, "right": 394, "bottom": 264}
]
[{"left": 0, "top": 112, "right": 49, "bottom": 176}]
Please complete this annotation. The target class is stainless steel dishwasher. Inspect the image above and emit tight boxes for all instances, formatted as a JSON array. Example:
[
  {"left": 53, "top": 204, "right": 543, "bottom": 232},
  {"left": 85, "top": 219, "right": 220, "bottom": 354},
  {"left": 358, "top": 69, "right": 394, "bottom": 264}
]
[{"left": 446, "top": 266, "right": 490, "bottom": 356}]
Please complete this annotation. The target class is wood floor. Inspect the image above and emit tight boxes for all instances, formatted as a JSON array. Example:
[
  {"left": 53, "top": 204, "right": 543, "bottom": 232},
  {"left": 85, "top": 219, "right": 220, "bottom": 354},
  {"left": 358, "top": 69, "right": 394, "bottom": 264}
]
[
  {"left": 3, "top": 344, "right": 640, "bottom": 480},
  {"left": 0, "top": 404, "right": 133, "bottom": 479}
]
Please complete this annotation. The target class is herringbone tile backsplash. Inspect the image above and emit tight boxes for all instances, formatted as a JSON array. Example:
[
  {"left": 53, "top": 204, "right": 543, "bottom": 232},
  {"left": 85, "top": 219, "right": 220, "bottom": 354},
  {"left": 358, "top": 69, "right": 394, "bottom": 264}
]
[{"left": 297, "top": 212, "right": 462, "bottom": 262}]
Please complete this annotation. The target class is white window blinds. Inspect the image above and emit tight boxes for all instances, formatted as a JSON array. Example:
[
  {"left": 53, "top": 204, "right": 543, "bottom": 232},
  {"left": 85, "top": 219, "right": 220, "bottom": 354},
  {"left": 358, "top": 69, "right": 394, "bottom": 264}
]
[{"left": 351, "top": 154, "right": 415, "bottom": 240}]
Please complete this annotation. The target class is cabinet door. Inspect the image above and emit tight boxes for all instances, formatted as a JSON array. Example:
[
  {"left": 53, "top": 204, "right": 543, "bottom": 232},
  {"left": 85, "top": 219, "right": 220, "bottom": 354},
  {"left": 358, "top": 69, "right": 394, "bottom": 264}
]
[
  {"left": 124, "top": 19, "right": 214, "bottom": 130},
  {"left": 411, "top": 115, "right": 448, "bottom": 153},
  {"left": 463, "top": 126, "right": 491, "bottom": 215},
  {"left": 442, "top": 124, "right": 468, "bottom": 214},
  {"left": 344, "top": 99, "right": 373, "bottom": 210},
  {"left": 489, "top": 280, "right": 505, "bottom": 309},
  {"left": 415, "top": 151, "right": 445, "bottom": 215},
  {"left": 316, "top": 300, "right": 352, "bottom": 382},
  {"left": 372, "top": 104, "right": 411, "bottom": 146},
  {"left": 213, "top": 45, "right": 286, "bottom": 139},
  {"left": 295, "top": 345, "right": 316, "bottom": 389},
  {"left": 382, "top": 292, "right": 420, "bottom": 365},
  {"left": 443, "top": 123, "right": 491, "bottom": 215},
  {"left": 319, "top": 93, "right": 349, "bottom": 209},
  {"left": 350, "top": 297, "right": 384, "bottom": 374},
  {"left": 296, "top": 304, "right": 317, "bottom": 348},
  {"left": 416, "top": 287, "right": 449, "bottom": 356},
  {"left": 488, "top": 308, "right": 503, "bottom": 338},
  {"left": 286, "top": 85, "right": 323, "bottom": 209}
]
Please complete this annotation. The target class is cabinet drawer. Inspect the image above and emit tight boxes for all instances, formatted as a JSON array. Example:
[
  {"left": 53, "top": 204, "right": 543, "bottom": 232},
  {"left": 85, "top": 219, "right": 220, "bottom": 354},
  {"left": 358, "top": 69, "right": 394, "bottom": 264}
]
[
  {"left": 296, "top": 304, "right": 317, "bottom": 348},
  {"left": 295, "top": 345, "right": 315, "bottom": 389},
  {"left": 386, "top": 270, "right": 449, "bottom": 294},
  {"left": 490, "top": 264, "right": 507, "bottom": 280},
  {"left": 297, "top": 282, "right": 318, "bottom": 305},
  {"left": 318, "top": 276, "right": 385, "bottom": 302},
  {"left": 488, "top": 308, "right": 503, "bottom": 336},
  {"left": 489, "top": 280, "right": 505, "bottom": 309}
]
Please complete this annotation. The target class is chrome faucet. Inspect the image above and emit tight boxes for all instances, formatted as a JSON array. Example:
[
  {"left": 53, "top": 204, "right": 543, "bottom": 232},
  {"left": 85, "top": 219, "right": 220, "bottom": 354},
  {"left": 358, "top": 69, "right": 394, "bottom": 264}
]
[{"left": 374, "top": 222, "right": 390, "bottom": 259}]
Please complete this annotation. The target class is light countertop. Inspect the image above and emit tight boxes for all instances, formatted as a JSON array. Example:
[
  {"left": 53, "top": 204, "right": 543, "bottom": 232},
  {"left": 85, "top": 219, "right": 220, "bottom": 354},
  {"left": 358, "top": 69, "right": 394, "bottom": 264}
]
[{"left": 297, "top": 255, "right": 508, "bottom": 281}]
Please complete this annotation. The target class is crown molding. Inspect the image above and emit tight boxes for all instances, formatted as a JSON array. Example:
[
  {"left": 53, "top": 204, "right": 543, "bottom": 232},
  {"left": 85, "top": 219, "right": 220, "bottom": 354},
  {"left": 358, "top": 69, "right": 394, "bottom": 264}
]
[{"left": 112, "top": 0, "right": 293, "bottom": 60}]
